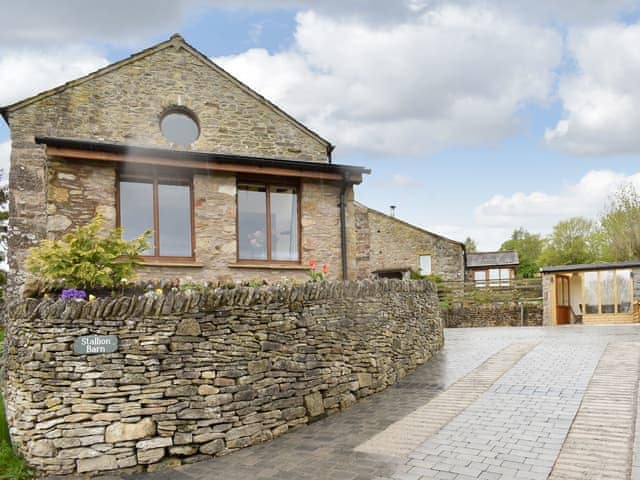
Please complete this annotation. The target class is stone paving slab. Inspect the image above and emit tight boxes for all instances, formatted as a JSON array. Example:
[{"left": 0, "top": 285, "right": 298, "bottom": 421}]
[
  {"left": 549, "top": 342, "right": 640, "bottom": 480},
  {"left": 354, "top": 341, "right": 538, "bottom": 458},
  {"left": 634, "top": 369, "right": 640, "bottom": 480}
]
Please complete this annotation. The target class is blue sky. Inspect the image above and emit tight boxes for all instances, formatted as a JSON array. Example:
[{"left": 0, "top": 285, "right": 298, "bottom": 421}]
[{"left": 2, "top": 1, "right": 640, "bottom": 249}]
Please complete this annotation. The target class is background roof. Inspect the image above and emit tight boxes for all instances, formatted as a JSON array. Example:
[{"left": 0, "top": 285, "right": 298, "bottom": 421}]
[
  {"left": 466, "top": 251, "right": 519, "bottom": 268},
  {"left": 540, "top": 260, "right": 640, "bottom": 273}
]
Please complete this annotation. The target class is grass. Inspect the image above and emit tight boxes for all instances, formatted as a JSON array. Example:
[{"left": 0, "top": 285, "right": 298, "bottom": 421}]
[{"left": 0, "top": 328, "right": 33, "bottom": 480}]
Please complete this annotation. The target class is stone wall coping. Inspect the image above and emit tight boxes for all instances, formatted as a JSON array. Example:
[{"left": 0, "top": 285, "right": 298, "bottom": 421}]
[{"left": 11, "top": 279, "right": 435, "bottom": 321}]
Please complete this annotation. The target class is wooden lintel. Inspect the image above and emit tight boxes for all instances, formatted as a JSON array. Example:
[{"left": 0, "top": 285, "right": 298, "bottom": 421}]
[{"left": 45, "top": 146, "right": 352, "bottom": 182}]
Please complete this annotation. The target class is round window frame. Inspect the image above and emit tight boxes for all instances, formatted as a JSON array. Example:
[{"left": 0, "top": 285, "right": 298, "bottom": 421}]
[{"left": 159, "top": 107, "right": 200, "bottom": 146}]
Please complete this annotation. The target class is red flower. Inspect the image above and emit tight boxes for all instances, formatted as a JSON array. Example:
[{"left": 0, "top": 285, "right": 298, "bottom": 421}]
[
  {"left": 322, "top": 264, "right": 328, "bottom": 275},
  {"left": 308, "top": 258, "right": 317, "bottom": 269}
]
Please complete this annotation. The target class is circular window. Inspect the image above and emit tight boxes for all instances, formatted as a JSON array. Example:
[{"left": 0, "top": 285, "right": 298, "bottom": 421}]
[{"left": 160, "top": 110, "right": 199, "bottom": 145}]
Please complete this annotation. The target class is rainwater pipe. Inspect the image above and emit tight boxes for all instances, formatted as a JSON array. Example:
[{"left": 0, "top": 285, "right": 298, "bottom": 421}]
[{"left": 339, "top": 175, "right": 348, "bottom": 280}]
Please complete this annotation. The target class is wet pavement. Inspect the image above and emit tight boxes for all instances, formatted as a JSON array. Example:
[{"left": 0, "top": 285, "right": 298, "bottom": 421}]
[{"left": 100, "top": 325, "right": 640, "bottom": 480}]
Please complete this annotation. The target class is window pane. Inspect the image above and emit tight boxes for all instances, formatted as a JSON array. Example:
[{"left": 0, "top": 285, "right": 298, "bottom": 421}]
[
  {"left": 617, "top": 269, "right": 631, "bottom": 313},
  {"left": 420, "top": 255, "right": 432, "bottom": 275},
  {"left": 270, "top": 187, "right": 298, "bottom": 261},
  {"left": 238, "top": 184, "right": 267, "bottom": 260},
  {"left": 119, "top": 181, "right": 154, "bottom": 255},
  {"left": 600, "top": 270, "right": 615, "bottom": 313},
  {"left": 474, "top": 271, "right": 486, "bottom": 287},
  {"left": 158, "top": 184, "right": 191, "bottom": 256},
  {"left": 489, "top": 269, "right": 500, "bottom": 286},
  {"left": 499, "top": 268, "right": 510, "bottom": 286},
  {"left": 557, "top": 277, "right": 568, "bottom": 306},
  {"left": 584, "top": 272, "right": 599, "bottom": 314}
]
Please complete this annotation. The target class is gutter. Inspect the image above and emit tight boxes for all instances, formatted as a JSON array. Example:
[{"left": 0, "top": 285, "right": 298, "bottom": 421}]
[{"left": 35, "top": 136, "right": 370, "bottom": 178}]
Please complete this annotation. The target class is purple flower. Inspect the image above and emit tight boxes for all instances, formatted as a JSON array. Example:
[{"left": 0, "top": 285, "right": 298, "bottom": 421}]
[{"left": 60, "top": 289, "right": 87, "bottom": 301}]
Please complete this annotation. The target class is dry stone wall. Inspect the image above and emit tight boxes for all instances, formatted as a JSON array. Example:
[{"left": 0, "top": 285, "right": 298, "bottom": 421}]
[
  {"left": 2, "top": 279, "right": 443, "bottom": 476},
  {"left": 443, "top": 303, "right": 543, "bottom": 328}
]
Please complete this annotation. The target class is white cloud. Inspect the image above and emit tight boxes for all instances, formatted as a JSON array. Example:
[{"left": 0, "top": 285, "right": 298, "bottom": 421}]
[
  {"left": 469, "top": 0, "right": 638, "bottom": 25},
  {"left": 0, "top": 0, "right": 188, "bottom": 46},
  {"left": 0, "top": 47, "right": 109, "bottom": 107},
  {"left": 546, "top": 22, "right": 640, "bottom": 155},
  {"left": 475, "top": 170, "right": 640, "bottom": 234},
  {"left": 1, "top": 0, "right": 635, "bottom": 49},
  {"left": 216, "top": 7, "right": 562, "bottom": 156},
  {"left": 422, "top": 170, "right": 640, "bottom": 250}
]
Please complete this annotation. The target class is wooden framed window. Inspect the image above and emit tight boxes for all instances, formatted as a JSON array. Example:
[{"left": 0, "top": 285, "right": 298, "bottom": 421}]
[
  {"left": 581, "top": 269, "right": 632, "bottom": 315},
  {"left": 474, "top": 270, "right": 487, "bottom": 287},
  {"left": 474, "top": 268, "right": 512, "bottom": 287},
  {"left": 117, "top": 171, "right": 194, "bottom": 260},
  {"left": 237, "top": 180, "right": 300, "bottom": 263}
]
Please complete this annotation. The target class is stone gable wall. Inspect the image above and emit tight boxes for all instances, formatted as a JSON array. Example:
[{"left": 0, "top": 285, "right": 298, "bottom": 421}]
[
  {"left": 354, "top": 205, "right": 464, "bottom": 282},
  {"left": 6, "top": 41, "right": 331, "bottom": 297},
  {"left": 2, "top": 279, "right": 443, "bottom": 475}
]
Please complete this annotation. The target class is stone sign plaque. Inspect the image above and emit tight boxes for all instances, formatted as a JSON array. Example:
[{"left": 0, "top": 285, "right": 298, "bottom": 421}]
[{"left": 73, "top": 335, "right": 118, "bottom": 355}]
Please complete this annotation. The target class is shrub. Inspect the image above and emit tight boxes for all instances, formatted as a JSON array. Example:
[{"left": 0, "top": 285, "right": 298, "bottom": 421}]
[{"left": 25, "top": 215, "right": 150, "bottom": 291}]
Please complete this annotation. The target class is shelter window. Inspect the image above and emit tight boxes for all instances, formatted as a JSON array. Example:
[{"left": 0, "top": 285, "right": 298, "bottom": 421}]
[{"left": 581, "top": 269, "right": 632, "bottom": 315}]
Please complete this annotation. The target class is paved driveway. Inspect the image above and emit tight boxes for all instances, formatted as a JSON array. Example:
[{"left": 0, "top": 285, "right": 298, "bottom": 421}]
[{"left": 113, "top": 326, "right": 640, "bottom": 480}]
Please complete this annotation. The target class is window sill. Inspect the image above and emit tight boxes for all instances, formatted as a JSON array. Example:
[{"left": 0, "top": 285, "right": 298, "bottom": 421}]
[
  {"left": 228, "top": 262, "right": 308, "bottom": 270},
  {"left": 139, "top": 259, "right": 203, "bottom": 268}
]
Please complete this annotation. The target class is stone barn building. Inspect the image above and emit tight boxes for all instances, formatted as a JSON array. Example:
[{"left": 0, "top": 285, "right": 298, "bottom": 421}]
[
  {"left": 0, "top": 34, "right": 371, "bottom": 297},
  {"left": 354, "top": 203, "right": 465, "bottom": 281},
  {"left": 465, "top": 250, "right": 519, "bottom": 287}
]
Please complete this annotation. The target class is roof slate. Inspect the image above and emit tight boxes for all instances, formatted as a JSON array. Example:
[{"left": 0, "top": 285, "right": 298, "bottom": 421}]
[
  {"left": 466, "top": 251, "right": 519, "bottom": 268},
  {"left": 540, "top": 260, "right": 640, "bottom": 273}
]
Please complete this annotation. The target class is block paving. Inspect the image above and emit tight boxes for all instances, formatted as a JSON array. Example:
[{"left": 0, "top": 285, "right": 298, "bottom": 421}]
[
  {"left": 549, "top": 342, "right": 640, "bottom": 479},
  {"left": 87, "top": 326, "right": 640, "bottom": 480}
]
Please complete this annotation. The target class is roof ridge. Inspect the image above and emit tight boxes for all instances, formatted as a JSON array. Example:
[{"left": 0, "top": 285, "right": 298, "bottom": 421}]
[{"left": 468, "top": 250, "right": 518, "bottom": 255}]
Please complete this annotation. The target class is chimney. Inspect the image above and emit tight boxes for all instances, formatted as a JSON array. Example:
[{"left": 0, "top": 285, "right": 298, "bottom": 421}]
[{"left": 390, "top": 205, "right": 396, "bottom": 217}]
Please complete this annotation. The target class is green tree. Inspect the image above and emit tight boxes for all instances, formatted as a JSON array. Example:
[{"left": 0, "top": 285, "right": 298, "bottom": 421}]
[
  {"left": 499, "top": 227, "right": 544, "bottom": 278},
  {"left": 599, "top": 184, "right": 640, "bottom": 261},
  {"left": 463, "top": 237, "right": 477, "bottom": 253},
  {"left": 539, "top": 217, "right": 599, "bottom": 266}
]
